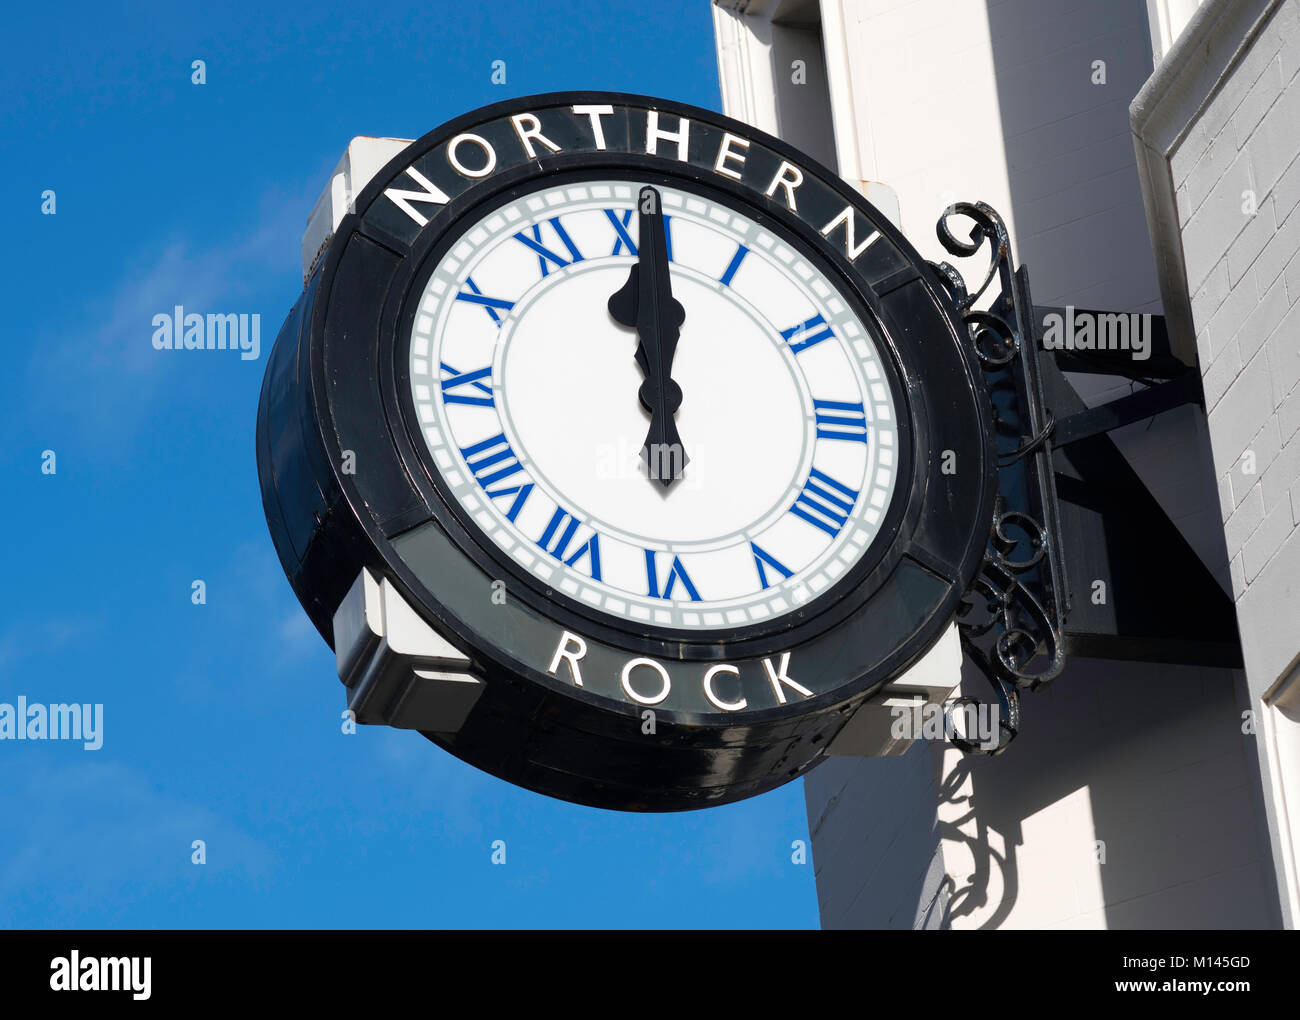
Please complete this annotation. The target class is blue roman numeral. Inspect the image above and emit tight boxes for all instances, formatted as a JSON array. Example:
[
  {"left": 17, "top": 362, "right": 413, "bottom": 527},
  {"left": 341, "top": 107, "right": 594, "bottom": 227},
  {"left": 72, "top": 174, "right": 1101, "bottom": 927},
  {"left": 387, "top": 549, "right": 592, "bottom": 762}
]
[
  {"left": 751, "top": 542, "right": 794, "bottom": 590},
  {"left": 495, "top": 482, "right": 533, "bottom": 522},
  {"left": 813, "top": 398, "right": 869, "bottom": 444},
  {"left": 789, "top": 468, "right": 860, "bottom": 538},
  {"left": 455, "top": 276, "right": 514, "bottom": 325},
  {"left": 644, "top": 549, "right": 700, "bottom": 601},
  {"left": 781, "top": 313, "right": 835, "bottom": 354},
  {"left": 719, "top": 244, "right": 749, "bottom": 287},
  {"left": 440, "top": 363, "right": 494, "bottom": 407},
  {"left": 460, "top": 432, "right": 529, "bottom": 497},
  {"left": 513, "top": 217, "right": 584, "bottom": 276},
  {"left": 538, "top": 506, "right": 602, "bottom": 580},
  {"left": 608, "top": 208, "right": 673, "bottom": 260},
  {"left": 605, "top": 209, "right": 637, "bottom": 256}
]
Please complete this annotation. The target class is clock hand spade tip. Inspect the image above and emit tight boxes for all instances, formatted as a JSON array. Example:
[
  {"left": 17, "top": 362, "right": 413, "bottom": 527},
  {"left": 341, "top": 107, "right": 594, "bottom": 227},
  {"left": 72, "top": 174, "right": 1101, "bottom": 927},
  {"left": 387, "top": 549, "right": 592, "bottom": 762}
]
[{"left": 608, "top": 265, "right": 639, "bottom": 327}]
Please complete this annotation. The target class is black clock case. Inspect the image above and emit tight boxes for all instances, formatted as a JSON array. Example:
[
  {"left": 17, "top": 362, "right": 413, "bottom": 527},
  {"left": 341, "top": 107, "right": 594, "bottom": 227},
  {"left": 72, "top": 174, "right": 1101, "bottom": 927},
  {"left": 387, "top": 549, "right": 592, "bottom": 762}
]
[{"left": 256, "top": 92, "right": 995, "bottom": 811}]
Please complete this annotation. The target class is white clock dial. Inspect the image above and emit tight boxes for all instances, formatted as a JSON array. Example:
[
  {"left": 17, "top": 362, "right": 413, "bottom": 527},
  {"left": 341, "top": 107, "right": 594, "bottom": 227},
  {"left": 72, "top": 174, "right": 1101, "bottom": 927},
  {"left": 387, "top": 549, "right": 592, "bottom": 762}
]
[{"left": 407, "top": 179, "right": 900, "bottom": 631}]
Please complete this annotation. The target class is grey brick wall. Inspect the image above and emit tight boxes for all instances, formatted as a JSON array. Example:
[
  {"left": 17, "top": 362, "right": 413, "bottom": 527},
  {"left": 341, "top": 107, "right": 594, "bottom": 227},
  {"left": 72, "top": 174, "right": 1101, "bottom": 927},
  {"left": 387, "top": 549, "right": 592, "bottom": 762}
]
[
  {"left": 1138, "top": 0, "right": 1300, "bottom": 926},
  {"left": 1173, "top": 2, "right": 1300, "bottom": 695}
]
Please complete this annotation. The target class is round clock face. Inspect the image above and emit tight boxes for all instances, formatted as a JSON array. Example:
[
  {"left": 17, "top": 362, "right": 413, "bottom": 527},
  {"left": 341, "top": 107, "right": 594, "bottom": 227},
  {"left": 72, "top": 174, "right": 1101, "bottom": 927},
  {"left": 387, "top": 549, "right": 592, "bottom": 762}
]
[
  {"left": 406, "top": 178, "right": 899, "bottom": 632},
  {"left": 258, "top": 92, "right": 996, "bottom": 810}
]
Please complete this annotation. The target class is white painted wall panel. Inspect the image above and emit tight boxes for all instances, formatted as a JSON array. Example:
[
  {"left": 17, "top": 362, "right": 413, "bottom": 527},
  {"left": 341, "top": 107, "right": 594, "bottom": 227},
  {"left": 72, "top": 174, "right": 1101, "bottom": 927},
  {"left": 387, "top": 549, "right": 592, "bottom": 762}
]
[{"left": 713, "top": 0, "right": 1281, "bottom": 927}]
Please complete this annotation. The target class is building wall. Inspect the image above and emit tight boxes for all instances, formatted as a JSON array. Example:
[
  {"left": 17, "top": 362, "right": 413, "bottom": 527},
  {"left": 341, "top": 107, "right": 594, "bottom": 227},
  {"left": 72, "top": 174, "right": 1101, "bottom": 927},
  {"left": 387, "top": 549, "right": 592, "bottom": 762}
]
[
  {"left": 809, "top": 653, "right": 1276, "bottom": 929},
  {"left": 804, "top": 740, "right": 950, "bottom": 929},
  {"left": 1133, "top": 0, "right": 1300, "bottom": 925},
  {"left": 714, "top": 0, "right": 1285, "bottom": 927},
  {"left": 939, "top": 658, "right": 1274, "bottom": 929},
  {"left": 825, "top": 0, "right": 1230, "bottom": 579},
  {"left": 827, "top": 0, "right": 1157, "bottom": 309}
]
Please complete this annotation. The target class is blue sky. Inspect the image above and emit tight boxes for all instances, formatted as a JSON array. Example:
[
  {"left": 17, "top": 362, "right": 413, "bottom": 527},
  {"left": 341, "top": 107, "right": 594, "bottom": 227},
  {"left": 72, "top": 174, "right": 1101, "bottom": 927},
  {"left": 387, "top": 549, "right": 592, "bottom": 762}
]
[{"left": 0, "top": 0, "right": 819, "bottom": 928}]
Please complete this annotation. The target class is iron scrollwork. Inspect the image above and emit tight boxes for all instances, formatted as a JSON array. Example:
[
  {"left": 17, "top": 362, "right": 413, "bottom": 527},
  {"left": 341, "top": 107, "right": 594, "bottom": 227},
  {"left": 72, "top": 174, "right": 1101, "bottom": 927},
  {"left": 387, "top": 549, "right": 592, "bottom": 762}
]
[{"left": 931, "top": 202, "right": 1067, "bottom": 756}]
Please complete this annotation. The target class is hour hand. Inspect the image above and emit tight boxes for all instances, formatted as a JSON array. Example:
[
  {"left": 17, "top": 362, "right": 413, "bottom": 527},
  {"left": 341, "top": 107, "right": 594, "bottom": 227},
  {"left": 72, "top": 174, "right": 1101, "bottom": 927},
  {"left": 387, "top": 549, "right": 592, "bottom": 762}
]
[{"left": 607, "top": 185, "right": 688, "bottom": 488}]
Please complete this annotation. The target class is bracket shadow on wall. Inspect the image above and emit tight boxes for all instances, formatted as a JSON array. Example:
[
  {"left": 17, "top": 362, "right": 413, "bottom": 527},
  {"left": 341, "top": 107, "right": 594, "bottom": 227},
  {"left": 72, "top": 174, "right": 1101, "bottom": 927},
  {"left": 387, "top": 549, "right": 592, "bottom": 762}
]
[{"left": 933, "top": 202, "right": 1242, "bottom": 755}]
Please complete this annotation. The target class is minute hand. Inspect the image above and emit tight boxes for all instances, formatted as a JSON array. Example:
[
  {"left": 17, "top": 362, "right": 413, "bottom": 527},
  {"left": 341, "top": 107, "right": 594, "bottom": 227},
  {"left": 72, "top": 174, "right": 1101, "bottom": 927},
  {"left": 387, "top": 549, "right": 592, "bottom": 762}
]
[{"left": 607, "top": 186, "right": 688, "bottom": 487}]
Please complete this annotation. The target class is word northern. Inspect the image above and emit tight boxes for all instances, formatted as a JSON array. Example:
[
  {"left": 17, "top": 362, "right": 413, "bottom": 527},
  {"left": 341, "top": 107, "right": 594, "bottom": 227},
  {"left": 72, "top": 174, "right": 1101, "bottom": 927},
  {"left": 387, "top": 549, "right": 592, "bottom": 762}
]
[
  {"left": 1041, "top": 306, "right": 1152, "bottom": 361},
  {"left": 381, "top": 104, "right": 882, "bottom": 264},
  {"left": 152, "top": 305, "right": 261, "bottom": 361},
  {"left": 0, "top": 697, "right": 102, "bottom": 750}
]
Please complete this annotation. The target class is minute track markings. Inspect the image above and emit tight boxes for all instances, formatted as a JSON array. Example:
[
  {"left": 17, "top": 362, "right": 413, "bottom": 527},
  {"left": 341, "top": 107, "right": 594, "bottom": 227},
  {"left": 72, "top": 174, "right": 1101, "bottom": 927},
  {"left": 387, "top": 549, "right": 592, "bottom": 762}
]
[{"left": 417, "top": 179, "right": 895, "bottom": 628}]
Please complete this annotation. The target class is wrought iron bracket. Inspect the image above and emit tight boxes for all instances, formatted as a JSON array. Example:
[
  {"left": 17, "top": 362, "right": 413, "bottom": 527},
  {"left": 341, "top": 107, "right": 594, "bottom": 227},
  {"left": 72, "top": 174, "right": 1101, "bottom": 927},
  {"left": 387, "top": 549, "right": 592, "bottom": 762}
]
[
  {"left": 930, "top": 202, "right": 1067, "bottom": 756},
  {"left": 929, "top": 202, "right": 1242, "bottom": 757},
  {"left": 1052, "top": 370, "right": 1201, "bottom": 447}
]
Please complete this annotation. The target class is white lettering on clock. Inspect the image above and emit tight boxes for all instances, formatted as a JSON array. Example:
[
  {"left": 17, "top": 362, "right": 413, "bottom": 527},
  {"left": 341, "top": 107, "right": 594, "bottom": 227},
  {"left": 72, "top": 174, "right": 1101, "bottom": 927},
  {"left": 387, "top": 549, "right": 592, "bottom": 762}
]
[
  {"left": 384, "top": 166, "right": 451, "bottom": 227},
  {"left": 645, "top": 110, "right": 690, "bottom": 162},
  {"left": 545, "top": 635, "right": 809, "bottom": 713},
  {"left": 510, "top": 113, "right": 561, "bottom": 160},
  {"left": 448, "top": 132, "right": 498, "bottom": 178},
  {"left": 714, "top": 132, "right": 750, "bottom": 181},
  {"left": 548, "top": 631, "right": 587, "bottom": 687},
  {"left": 571, "top": 104, "right": 613, "bottom": 149},
  {"left": 820, "top": 206, "right": 880, "bottom": 261},
  {"left": 765, "top": 161, "right": 803, "bottom": 212},
  {"left": 621, "top": 657, "right": 672, "bottom": 705},
  {"left": 703, "top": 663, "right": 747, "bottom": 712},
  {"left": 763, "top": 653, "right": 813, "bottom": 704}
]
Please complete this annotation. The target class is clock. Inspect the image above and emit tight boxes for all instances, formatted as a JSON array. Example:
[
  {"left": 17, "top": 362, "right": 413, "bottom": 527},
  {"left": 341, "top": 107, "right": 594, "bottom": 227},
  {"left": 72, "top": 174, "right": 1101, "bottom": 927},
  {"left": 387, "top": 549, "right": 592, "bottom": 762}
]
[
  {"left": 409, "top": 176, "right": 901, "bottom": 632},
  {"left": 257, "top": 93, "right": 995, "bottom": 811}
]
